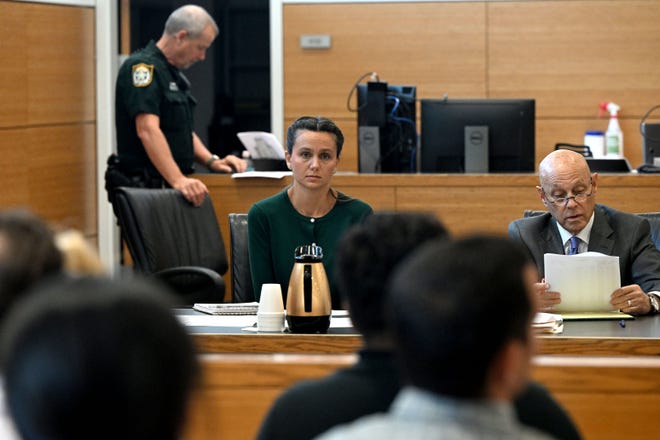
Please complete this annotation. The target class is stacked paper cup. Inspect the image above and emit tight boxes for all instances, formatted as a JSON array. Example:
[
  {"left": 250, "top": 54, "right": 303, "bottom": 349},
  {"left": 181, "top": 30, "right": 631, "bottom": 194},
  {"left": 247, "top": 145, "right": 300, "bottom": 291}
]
[{"left": 257, "top": 284, "right": 285, "bottom": 332}]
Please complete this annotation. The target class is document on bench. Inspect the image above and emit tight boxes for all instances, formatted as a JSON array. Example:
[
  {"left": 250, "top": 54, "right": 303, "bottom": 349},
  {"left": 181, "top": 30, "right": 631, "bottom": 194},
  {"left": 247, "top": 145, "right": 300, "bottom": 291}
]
[
  {"left": 533, "top": 312, "right": 563, "bottom": 334},
  {"left": 237, "top": 131, "right": 285, "bottom": 159},
  {"left": 231, "top": 170, "right": 292, "bottom": 179},
  {"left": 544, "top": 252, "right": 620, "bottom": 314}
]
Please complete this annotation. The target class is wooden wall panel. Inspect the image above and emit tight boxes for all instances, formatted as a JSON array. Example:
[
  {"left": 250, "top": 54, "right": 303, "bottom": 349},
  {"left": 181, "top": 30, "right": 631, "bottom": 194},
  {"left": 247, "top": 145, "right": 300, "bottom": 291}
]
[
  {"left": 488, "top": 1, "right": 660, "bottom": 118},
  {"left": 0, "top": 2, "right": 27, "bottom": 127},
  {"left": 283, "top": 2, "right": 487, "bottom": 118},
  {"left": 26, "top": 3, "right": 96, "bottom": 125},
  {"left": 184, "top": 354, "right": 660, "bottom": 440},
  {"left": 27, "top": 124, "right": 98, "bottom": 234},
  {"left": 0, "top": 124, "right": 96, "bottom": 233},
  {"left": 282, "top": 1, "right": 660, "bottom": 172},
  {"left": 0, "top": 129, "right": 29, "bottom": 207},
  {"left": 0, "top": 1, "right": 96, "bottom": 241}
]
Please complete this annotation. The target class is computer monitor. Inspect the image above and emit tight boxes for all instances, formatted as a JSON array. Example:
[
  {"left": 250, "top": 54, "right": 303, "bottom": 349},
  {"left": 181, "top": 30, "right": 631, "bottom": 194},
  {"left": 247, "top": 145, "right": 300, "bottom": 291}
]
[
  {"left": 420, "top": 98, "right": 535, "bottom": 173},
  {"left": 641, "top": 122, "right": 660, "bottom": 167},
  {"left": 357, "top": 82, "right": 417, "bottom": 173}
]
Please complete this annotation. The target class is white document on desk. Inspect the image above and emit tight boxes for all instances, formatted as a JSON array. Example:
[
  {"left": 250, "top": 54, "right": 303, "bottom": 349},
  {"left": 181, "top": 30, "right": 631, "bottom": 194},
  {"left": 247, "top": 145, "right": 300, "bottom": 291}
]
[
  {"left": 237, "top": 131, "right": 285, "bottom": 159},
  {"left": 544, "top": 252, "right": 620, "bottom": 313},
  {"left": 231, "top": 171, "right": 292, "bottom": 179}
]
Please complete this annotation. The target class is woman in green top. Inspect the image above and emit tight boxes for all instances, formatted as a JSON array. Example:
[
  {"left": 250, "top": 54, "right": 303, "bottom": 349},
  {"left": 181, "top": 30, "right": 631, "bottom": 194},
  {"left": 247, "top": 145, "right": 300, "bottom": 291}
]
[{"left": 248, "top": 116, "right": 373, "bottom": 308}]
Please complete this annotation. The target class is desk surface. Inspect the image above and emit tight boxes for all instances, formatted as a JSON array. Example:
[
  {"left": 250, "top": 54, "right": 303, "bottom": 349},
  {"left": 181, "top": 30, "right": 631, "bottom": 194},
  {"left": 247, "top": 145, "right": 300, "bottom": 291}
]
[{"left": 177, "top": 308, "right": 660, "bottom": 356}]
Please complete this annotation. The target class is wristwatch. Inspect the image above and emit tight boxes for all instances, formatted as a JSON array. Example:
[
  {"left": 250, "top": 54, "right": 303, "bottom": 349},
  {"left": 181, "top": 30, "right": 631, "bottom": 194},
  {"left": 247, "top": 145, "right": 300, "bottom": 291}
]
[
  {"left": 206, "top": 154, "right": 220, "bottom": 169},
  {"left": 648, "top": 293, "right": 659, "bottom": 314}
]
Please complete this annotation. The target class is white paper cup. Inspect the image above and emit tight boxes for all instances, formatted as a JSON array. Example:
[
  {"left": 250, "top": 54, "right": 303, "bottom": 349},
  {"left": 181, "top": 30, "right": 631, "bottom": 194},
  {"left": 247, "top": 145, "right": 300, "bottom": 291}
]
[
  {"left": 258, "top": 284, "right": 285, "bottom": 332},
  {"left": 257, "top": 312, "right": 285, "bottom": 333},
  {"left": 258, "top": 283, "right": 284, "bottom": 313}
]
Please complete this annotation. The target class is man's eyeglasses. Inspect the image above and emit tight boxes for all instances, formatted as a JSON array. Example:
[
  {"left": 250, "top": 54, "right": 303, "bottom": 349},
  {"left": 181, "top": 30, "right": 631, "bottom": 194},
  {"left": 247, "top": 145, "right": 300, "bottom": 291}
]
[{"left": 542, "top": 183, "right": 594, "bottom": 207}]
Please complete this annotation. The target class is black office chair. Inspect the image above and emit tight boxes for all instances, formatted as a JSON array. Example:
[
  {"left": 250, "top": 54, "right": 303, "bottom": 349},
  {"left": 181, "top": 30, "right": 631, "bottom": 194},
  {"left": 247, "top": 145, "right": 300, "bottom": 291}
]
[
  {"left": 228, "top": 213, "right": 254, "bottom": 303},
  {"left": 637, "top": 212, "right": 660, "bottom": 250},
  {"left": 114, "top": 187, "right": 228, "bottom": 305}
]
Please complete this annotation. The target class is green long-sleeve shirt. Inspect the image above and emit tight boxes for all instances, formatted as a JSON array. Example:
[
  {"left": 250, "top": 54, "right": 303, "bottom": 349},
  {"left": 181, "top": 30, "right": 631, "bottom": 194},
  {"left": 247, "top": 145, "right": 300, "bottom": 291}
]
[{"left": 248, "top": 190, "right": 372, "bottom": 308}]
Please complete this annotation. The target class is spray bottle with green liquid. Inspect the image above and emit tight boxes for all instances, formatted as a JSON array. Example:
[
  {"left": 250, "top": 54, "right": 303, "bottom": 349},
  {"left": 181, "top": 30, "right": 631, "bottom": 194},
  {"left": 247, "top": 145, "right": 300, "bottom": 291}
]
[{"left": 599, "top": 101, "right": 623, "bottom": 157}]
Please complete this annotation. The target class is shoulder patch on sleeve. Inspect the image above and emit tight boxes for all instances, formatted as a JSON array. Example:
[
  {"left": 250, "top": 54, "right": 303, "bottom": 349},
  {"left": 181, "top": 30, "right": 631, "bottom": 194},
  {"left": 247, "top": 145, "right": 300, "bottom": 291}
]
[{"left": 132, "top": 63, "right": 154, "bottom": 87}]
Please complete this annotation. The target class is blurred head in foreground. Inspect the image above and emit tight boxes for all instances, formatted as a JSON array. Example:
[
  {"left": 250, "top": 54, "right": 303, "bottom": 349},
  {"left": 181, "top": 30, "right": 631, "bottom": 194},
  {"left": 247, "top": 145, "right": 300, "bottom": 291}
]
[
  {"left": 0, "top": 276, "right": 198, "bottom": 440},
  {"left": 387, "top": 235, "right": 538, "bottom": 400},
  {"left": 0, "top": 209, "right": 62, "bottom": 324}
]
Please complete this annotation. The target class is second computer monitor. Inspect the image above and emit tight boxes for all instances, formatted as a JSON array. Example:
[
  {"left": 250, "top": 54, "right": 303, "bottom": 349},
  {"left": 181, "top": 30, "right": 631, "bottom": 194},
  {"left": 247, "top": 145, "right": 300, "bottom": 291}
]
[{"left": 420, "top": 98, "right": 535, "bottom": 173}]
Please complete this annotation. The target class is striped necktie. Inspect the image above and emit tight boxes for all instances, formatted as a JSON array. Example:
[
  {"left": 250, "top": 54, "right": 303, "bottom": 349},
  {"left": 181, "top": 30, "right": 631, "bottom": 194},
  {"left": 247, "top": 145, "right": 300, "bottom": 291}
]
[{"left": 568, "top": 236, "right": 580, "bottom": 255}]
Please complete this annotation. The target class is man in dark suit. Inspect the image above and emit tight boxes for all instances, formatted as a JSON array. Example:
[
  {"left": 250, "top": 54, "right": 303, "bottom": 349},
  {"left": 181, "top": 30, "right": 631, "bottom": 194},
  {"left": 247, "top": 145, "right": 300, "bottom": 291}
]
[{"left": 508, "top": 149, "right": 660, "bottom": 315}]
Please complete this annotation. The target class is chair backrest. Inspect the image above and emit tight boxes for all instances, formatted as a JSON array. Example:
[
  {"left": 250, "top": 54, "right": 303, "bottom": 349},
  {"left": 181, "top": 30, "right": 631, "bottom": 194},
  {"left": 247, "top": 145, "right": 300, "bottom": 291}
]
[
  {"left": 114, "top": 187, "right": 228, "bottom": 281},
  {"left": 523, "top": 209, "right": 546, "bottom": 218},
  {"left": 229, "top": 213, "right": 254, "bottom": 302},
  {"left": 637, "top": 212, "right": 660, "bottom": 250}
]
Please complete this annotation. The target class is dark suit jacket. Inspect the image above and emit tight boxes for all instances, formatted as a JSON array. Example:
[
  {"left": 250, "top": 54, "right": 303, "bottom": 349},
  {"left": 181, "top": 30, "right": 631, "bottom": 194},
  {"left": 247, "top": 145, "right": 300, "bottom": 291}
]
[{"left": 508, "top": 204, "right": 660, "bottom": 292}]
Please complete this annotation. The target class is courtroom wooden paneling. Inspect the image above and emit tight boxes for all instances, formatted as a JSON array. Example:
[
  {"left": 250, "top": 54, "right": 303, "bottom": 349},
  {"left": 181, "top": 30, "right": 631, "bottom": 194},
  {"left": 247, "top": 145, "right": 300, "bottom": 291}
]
[
  {"left": 0, "top": 2, "right": 27, "bottom": 127},
  {"left": 183, "top": 354, "right": 660, "bottom": 440},
  {"left": 282, "top": 1, "right": 660, "bottom": 172},
  {"left": 28, "top": 124, "right": 98, "bottom": 234},
  {"left": 192, "top": 332, "right": 660, "bottom": 357},
  {"left": 283, "top": 2, "right": 486, "bottom": 120},
  {"left": 532, "top": 356, "right": 660, "bottom": 439},
  {"left": 488, "top": 1, "right": 660, "bottom": 119},
  {"left": 0, "top": 1, "right": 97, "bottom": 240},
  {"left": 193, "top": 333, "right": 363, "bottom": 355},
  {"left": 26, "top": 3, "right": 96, "bottom": 125},
  {"left": 184, "top": 354, "right": 356, "bottom": 440}
]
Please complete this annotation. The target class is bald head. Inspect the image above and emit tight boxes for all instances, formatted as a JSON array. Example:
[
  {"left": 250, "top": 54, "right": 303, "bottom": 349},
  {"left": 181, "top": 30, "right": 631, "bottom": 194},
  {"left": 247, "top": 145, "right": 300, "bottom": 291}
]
[
  {"left": 536, "top": 150, "right": 598, "bottom": 235},
  {"left": 538, "top": 150, "right": 591, "bottom": 187}
]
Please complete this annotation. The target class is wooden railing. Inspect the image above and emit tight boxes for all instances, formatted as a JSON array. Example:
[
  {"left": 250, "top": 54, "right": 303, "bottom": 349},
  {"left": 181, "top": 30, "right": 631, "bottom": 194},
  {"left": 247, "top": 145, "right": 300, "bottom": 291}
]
[{"left": 182, "top": 353, "right": 660, "bottom": 440}]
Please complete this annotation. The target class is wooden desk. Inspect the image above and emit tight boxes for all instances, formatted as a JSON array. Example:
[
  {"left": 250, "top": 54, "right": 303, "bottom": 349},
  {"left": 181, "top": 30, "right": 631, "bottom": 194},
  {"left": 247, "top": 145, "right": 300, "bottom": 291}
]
[
  {"left": 178, "top": 309, "right": 660, "bottom": 356},
  {"left": 183, "top": 353, "right": 660, "bottom": 440},
  {"left": 198, "top": 173, "right": 660, "bottom": 301}
]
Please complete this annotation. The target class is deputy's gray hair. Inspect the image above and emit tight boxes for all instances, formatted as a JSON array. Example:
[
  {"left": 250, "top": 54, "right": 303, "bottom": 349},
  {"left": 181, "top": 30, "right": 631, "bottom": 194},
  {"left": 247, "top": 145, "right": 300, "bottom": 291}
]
[{"left": 163, "top": 4, "right": 219, "bottom": 38}]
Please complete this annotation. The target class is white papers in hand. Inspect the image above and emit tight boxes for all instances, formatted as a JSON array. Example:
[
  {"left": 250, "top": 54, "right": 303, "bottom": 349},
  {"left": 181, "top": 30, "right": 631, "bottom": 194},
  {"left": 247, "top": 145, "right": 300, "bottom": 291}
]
[
  {"left": 237, "top": 131, "right": 285, "bottom": 160},
  {"left": 544, "top": 252, "right": 620, "bottom": 313}
]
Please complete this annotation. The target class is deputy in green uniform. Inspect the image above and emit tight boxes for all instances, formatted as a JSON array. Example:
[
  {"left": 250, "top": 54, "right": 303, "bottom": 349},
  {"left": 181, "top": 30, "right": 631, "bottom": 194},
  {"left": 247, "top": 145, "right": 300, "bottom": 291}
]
[{"left": 114, "top": 4, "right": 246, "bottom": 207}]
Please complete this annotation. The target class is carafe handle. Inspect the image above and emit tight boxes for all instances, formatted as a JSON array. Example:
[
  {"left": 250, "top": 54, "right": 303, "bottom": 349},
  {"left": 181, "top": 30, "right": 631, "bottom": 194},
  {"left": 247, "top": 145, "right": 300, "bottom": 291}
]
[{"left": 303, "top": 264, "right": 312, "bottom": 312}]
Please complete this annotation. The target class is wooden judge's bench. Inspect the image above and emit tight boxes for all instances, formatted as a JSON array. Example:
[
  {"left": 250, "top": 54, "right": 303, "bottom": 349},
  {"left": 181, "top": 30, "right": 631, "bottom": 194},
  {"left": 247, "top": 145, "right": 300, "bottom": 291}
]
[{"left": 200, "top": 173, "right": 660, "bottom": 280}]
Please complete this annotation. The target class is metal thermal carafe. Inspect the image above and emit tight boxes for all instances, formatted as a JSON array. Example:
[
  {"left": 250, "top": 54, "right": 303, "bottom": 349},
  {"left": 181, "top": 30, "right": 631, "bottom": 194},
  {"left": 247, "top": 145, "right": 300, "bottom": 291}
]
[{"left": 285, "top": 244, "right": 331, "bottom": 333}]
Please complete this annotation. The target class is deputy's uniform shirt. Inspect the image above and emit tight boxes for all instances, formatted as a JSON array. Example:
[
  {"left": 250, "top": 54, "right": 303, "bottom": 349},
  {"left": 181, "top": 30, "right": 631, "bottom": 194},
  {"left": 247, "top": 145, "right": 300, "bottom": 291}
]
[{"left": 115, "top": 40, "right": 197, "bottom": 180}]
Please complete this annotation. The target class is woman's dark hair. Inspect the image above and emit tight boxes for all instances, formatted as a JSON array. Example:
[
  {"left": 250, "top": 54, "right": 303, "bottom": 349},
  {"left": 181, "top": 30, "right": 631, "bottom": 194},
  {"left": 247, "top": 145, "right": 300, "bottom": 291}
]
[{"left": 285, "top": 116, "right": 344, "bottom": 158}]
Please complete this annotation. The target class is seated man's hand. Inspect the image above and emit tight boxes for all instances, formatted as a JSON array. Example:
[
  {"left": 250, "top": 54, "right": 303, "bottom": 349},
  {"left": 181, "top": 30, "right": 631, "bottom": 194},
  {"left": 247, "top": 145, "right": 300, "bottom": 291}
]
[
  {"left": 173, "top": 176, "right": 209, "bottom": 207},
  {"left": 534, "top": 279, "right": 561, "bottom": 311},
  {"left": 611, "top": 284, "right": 651, "bottom": 315}
]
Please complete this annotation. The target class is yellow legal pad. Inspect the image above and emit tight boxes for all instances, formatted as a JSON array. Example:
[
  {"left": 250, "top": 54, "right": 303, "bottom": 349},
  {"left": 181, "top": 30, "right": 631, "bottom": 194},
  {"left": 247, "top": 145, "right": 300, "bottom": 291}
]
[{"left": 560, "top": 311, "right": 634, "bottom": 321}]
